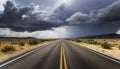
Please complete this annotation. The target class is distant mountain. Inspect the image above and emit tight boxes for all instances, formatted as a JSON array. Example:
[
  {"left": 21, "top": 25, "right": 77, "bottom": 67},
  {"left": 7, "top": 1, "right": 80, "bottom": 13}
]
[{"left": 81, "top": 33, "right": 120, "bottom": 39}]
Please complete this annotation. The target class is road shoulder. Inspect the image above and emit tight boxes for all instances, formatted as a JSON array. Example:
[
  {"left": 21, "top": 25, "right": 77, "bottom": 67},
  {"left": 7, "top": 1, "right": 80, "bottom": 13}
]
[
  {"left": 0, "top": 41, "right": 52, "bottom": 63},
  {"left": 68, "top": 40, "right": 120, "bottom": 60}
]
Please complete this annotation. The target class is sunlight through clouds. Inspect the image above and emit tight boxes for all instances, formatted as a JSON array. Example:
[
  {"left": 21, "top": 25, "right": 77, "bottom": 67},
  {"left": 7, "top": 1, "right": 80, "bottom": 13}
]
[
  {"left": 0, "top": 0, "right": 7, "bottom": 11},
  {"left": 0, "top": 27, "right": 68, "bottom": 38},
  {"left": 57, "top": 0, "right": 73, "bottom": 6},
  {"left": 117, "top": 29, "right": 120, "bottom": 34}
]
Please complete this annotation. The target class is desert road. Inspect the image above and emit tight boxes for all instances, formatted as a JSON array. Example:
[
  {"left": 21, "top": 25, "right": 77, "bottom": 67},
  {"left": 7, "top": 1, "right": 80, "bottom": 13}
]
[{"left": 0, "top": 40, "right": 120, "bottom": 69}]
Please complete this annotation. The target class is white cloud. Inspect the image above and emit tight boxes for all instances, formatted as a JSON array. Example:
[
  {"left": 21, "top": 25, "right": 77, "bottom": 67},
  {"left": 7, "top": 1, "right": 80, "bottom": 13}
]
[
  {"left": 57, "top": 0, "right": 73, "bottom": 7},
  {"left": 117, "top": 29, "right": 120, "bottom": 34},
  {"left": 0, "top": 0, "right": 7, "bottom": 11},
  {"left": 66, "top": 12, "right": 89, "bottom": 24},
  {"left": 0, "top": 27, "right": 68, "bottom": 38},
  {"left": 22, "top": 14, "right": 30, "bottom": 20}
]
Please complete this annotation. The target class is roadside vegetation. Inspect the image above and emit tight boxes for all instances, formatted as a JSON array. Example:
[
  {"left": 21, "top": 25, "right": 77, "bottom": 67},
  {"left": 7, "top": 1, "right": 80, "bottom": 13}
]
[
  {"left": 28, "top": 40, "right": 38, "bottom": 45},
  {"left": 68, "top": 39, "right": 120, "bottom": 49},
  {"left": 19, "top": 42, "right": 25, "bottom": 46},
  {"left": 68, "top": 39, "right": 120, "bottom": 60},
  {"left": 1, "top": 45, "right": 16, "bottom": 53},
  {"left": 0, "top": 38, "right": 55, "bottom": 56},
  {"left": 100, "top": 42, "right": 112, "bottom": 49}
]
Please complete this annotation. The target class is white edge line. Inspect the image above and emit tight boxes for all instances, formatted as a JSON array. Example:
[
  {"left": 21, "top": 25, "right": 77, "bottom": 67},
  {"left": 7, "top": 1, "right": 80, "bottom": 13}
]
[
  {"left": 67, "top": 41, "right": 120, "bottom": 64},
  {"left": 0, "top": 43, "right": 50, "bottom": 68},
  {"left": 82, "top": 47, "right": 120, "bottom": 64}
]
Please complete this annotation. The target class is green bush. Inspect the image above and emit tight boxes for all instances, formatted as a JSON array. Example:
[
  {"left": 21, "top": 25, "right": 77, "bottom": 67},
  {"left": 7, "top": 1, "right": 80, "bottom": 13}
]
[
  {"left": 28, "top": 40, "right": 38, "bottom": 45},
  {"left": 83, "top": 39, "right": 99, "bottom": 45},
  {"left": 75, "top": 40, "right": 82, "bottom": 42},
  {"left": 118, "top": 45, "right": 120, "bottom": 50},
  {"left": 101, "top": 42, "right": 112, "bottom": 49},
  {"left": 38, "top": 40, "right": 45, "bottom": 43},
  {"left": 1, "top": 45, "right": 16, "bottom": 53},
  {"left": 19, "top": 42, "right": 25, "bottom": 46},
  {"left": 68, "top": 39, "right": 75, "bottom": 41}
]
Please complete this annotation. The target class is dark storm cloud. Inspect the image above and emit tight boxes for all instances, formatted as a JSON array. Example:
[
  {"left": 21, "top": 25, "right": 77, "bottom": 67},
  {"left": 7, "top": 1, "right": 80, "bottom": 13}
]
[
  {"left": 47, "top": 0, "right": 118, "bottom": 25},
  {"left": 98, "top": 0, "right": 120, "bottom": 21},
  {"left": 0, "top": 1, "right": 63, "bottom": 32},
  {"left": 0, "top": 0, "right": 118, "bottom": 32},
  {"left": 46, "top": 4, "right": 73, "bottom": 24},
  {"left": 14, "top": 0, "right": 117, "bottom": 25},
  {"left": 0, "top": 0, "right": 120, "bottom": 38},
  {"left": 65, "top": 0, "right": 120, "bottom": 37},
  {"left": 71, "top": 0, "right": 117, "bottom": 13},
  {"left": 67, "top": 22, "right": 120, "bottom": 38},
  {"left": 66, "top": 0, "right": 120, "bottom": 25}
]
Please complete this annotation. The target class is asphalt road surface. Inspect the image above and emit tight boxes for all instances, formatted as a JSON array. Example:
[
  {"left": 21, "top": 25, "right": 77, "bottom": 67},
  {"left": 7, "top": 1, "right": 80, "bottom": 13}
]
[{"left": 0, "top": 40, "right": 120, "bottom": 69}]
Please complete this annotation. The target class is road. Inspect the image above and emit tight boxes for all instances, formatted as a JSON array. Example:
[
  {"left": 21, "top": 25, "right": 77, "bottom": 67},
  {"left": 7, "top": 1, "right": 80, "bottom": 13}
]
[{"left": 0, "top": 40, "right": 120, "bottom": 69}]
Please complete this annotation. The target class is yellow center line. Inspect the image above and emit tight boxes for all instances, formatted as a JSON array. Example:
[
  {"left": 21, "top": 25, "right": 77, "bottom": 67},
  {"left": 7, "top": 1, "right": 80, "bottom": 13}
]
[
  {"left": 60, "top": 43, "right": 63, "bottom": 69},
  {"left": 60, "top": 42, "right": 68, "bottom": 69},
  {"left": 63, "top": 44, "right": 68, "bottom": 69}
]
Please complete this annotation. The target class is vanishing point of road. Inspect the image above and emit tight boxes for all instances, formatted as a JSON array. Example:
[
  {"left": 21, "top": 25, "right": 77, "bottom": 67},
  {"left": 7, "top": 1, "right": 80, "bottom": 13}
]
[{"left": 0, "top": 40, "right": 120, "bottom": 69}]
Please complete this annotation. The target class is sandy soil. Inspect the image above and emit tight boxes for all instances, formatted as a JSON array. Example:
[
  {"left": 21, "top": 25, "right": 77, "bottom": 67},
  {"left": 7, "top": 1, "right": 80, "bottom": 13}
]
[
  {"left": 0, "top": 42, "right": 50, "bottom": 62},
  {"left": 69, "top": 41, "right": 120, "bottom": 60}
]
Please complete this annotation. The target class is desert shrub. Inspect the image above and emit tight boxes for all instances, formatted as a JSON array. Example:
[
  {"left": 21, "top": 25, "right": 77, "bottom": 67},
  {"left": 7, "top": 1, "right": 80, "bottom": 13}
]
[
  {"left": 28, "top": 40, "right": 38, "bottom": 45},
  {"left": 19, "top": 42, "right": 25, "bottom": 46},
  {"left": 118, "top": 45, "right": 120, "bottom": 50},
  {"left": 75, "top": 40, "right": 82, "bottom": 42},
  {"left": 101, "top": 42, "right": 112, "bottom": 49},
  {"left": 83, "top": 39, "right": 99, "bottom": 45},
  {"left": 38, "top": 40, "right": 45, "bottom": 43},
  {"left": 40, "top": 40, "right": 45, "bottom": 42},
  {"left": 1, "top": 45, "right": 16, "bottom": 53}
]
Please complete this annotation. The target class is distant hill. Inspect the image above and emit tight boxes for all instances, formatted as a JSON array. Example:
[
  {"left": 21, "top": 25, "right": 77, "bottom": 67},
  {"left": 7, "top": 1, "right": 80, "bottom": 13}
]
[
  {"left": 81, "top": 34, "right": 120, "bottom": 39},
  {"left": 0, "top": 37, "right": 37, "bottom": 40},
  {"left": 0, "top": 37, "right": 38, "bottom": 43}
]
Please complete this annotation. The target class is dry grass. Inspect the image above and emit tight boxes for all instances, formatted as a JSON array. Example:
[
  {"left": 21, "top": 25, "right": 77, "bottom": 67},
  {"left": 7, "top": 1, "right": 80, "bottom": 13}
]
[
  {"left": 0, "top": 38, "right": 54, "bottom": 62},
  {"left": 69, "top": 39, "right": 120, "bottom": 60},
  {"left": 70, "top": 39, "right": 120, "bottom": 49}
]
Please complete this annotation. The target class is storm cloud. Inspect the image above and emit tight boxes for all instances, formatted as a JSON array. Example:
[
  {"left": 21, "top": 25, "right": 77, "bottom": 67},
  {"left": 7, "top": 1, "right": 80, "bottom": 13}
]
[
  {"left": 0, "top": 0, "right": 119, "bottom": 32},
  {"left": 0, "top": 0, "right": 120, "bottom": 38},
  {"left": 66, "top": 0, "right": 120, "bottom": 25},
  {"left": 0, "top": 1, "right": 64, "bottom": 32}
]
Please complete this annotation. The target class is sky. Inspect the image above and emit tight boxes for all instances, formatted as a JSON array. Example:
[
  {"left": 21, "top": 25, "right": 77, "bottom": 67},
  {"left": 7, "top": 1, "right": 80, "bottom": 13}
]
[{"left": 0, "top": 0, "right": 120, "bottom": 38}]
